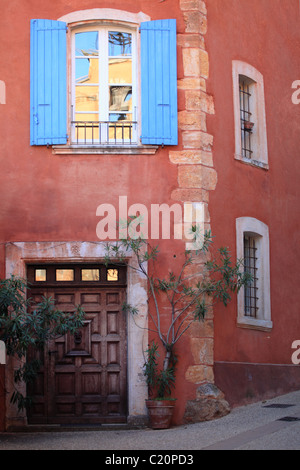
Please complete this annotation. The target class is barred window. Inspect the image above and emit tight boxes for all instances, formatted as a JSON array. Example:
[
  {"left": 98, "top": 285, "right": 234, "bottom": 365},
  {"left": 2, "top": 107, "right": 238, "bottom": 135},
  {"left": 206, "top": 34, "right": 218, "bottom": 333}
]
[
  {"left": 236, "top": 217, "right": 272, "bottom": 331},
  {"left": 232, "top": 61, "right": 269, "bottom": 169},
  {"left": 239, "top": 76, "right": 254, "bottom": 159},
  {"left": 244, "top": 236, "right": 259, "bottom": 318}
]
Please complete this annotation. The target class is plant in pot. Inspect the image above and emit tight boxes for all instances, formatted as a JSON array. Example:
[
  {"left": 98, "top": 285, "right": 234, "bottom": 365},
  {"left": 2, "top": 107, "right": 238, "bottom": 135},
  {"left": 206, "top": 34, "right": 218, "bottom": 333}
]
[
  {"left": 143, "top": 340, "right": 177, "bottom": 429},
  {"left": 104, "top": 219, "right": 252, "bottom": 429},
  {"left": 243, "top": 120, "right": 254, "bottom": 132}
]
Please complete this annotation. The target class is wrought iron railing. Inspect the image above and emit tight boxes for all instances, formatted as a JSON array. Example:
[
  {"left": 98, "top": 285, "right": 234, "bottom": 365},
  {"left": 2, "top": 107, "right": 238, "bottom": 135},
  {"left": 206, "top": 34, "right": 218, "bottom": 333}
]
[{"left": 71, "top": 120, "right": 137, "bottom": 145}]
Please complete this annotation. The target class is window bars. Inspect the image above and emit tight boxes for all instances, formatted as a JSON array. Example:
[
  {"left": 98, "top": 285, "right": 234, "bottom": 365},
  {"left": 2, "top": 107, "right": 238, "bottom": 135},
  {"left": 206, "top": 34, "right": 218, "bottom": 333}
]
[
  {"left": 244, "top": 236, "right": 259, "bottom": 317},
  {"left": 239, "top": 80, "right": 253, "bottom": 159},
  {"left": 71, "top": 120, "right": 137, "bottom": 145}
]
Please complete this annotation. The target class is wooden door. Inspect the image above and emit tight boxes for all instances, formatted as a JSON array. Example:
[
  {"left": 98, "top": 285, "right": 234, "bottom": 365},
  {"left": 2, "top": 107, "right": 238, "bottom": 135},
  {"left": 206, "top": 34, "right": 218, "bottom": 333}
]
[{"left": 27, "top": 265, "right": 127, "bottom": 424}]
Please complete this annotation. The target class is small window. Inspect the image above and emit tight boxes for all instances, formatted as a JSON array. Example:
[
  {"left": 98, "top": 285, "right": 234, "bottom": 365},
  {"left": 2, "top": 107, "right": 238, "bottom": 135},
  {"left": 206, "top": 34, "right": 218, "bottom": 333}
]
[
  {"left": 236, "top": 217, "right": 272, "bottom": 331},
  {"left": 81, "top": 269, "right": 100, "bottom": 281},
  {"left": 35, "top": 268, "right": 46, "bottom": 282},
  {"left": 232, "top": 61, "right": 268, "bottom": 169},
  {"left": 107, "top": 268, "right": 118, "bottom": 281},
  {"left": 243, "top": 236, "right": 258, "bottom": 318},
  {"left": 56, "top": 269, "right": 74, "bottom": 281},
  {"left": 239, "top": 76, "right": 255, "bottom": 160}
]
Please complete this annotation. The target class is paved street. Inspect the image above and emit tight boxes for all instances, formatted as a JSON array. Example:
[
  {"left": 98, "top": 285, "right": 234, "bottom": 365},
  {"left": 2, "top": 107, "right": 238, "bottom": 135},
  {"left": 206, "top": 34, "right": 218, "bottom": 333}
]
[{"left": 0, "top": 390, "right": 299, "bottom": 451}]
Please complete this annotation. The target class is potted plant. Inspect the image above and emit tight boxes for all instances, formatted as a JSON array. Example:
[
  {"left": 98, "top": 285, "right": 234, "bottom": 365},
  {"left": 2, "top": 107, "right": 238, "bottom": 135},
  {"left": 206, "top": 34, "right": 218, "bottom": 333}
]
[
  {"left": 105, "top": 221, "right": 251, "bottom": 429},
  {"left": 143, "top": 341, "right": 177, "bottom": 429},
  {"left": 243, "top": 120, "right": 254, "bottom": 132}
]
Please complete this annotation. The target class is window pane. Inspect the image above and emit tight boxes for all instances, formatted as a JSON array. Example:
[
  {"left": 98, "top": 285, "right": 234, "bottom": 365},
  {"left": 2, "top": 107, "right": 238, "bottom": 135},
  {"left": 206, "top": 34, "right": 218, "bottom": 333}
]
[
  {"left": 109, "top": 86, "right": 132, "bottom": 112},
  {"left": 109, "top": 32, "right": 132, "bottom": 56},
  {"left": 81, "top": 269, "right": 100, "bottom": 281},
  {"left": 75, "top": 31, "right": 99, "bottom": 56},
  {"left": 107, "top": 269, "right": 118, "bottom": 281},
  {"left": 109, "top": 113, "right": 131, "bottom": 121},
  {"left": 76, "top": 58, "right": 99, "bottom": 84},
  {"left": 109, "top": 58, "right": 132, "bottom": 84},
  {"left": 35, "top": 269, "right": 46, "bottom": 282},
  {"left": 56, "top": 269, "right": 74, "bottom": 281},
  {"left": 75, "top": 86, "right": 99, "bottom": 112},
  {"left": 244, "top": 237, "right": 258, "bottom": 318}
]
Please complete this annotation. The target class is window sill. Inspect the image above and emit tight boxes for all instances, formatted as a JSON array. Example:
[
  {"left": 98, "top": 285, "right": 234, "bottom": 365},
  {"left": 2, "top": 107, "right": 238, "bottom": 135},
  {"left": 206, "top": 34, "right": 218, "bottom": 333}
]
[
  {"left": 234, "top": 154, "right": 269, "bottom": 170},
  {"left": 52, "top": 145, "right": 159, "bottom": 155},
  {"left": 237, "top": 317, "right": 273, "bottom": 332}
]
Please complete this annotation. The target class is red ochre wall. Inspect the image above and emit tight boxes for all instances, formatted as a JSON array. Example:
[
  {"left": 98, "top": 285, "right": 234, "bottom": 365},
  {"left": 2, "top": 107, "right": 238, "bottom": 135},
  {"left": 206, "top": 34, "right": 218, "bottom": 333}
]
[
  {"left": 205, "top": 0, "right": 300, "bottom": 405},
  {"left": 0, "top": 0, "right": 193, "bottom": 427},
  {"left": 0, "top": 0, "right": 184, "bottom": 244},
  {"left": 1, "top": 0, "right": 299, "bottom": 428}
]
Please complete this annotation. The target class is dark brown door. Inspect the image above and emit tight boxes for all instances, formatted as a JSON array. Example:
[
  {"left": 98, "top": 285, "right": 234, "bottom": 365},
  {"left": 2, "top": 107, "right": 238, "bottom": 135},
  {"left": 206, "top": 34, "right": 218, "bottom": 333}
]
[{"left": 27, "top": 265, "right": 127, "bottom": 425}]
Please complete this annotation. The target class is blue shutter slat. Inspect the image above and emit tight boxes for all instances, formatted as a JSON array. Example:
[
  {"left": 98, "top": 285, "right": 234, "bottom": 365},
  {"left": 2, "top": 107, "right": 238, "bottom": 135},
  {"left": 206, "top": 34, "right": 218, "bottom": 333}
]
[
  {"left": 141, "top": 19, "right": 178, "bottom": 146},
  {"left": 30, "top": 19, "right": 67, "bottom": 146}
]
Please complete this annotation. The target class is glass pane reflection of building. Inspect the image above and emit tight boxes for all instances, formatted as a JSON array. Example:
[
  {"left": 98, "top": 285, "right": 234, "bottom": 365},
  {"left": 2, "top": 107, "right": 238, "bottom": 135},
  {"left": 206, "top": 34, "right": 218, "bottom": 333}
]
[{"left": 73, "top": 29, "right": 134, "bottom": 143}]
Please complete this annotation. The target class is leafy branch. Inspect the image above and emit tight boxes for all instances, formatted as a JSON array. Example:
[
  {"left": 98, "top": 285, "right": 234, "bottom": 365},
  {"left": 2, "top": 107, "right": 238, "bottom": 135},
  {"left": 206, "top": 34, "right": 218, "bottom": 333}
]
[
  {"left": 104, "top": 219, "right": 252, "bottom": 398},
  {"left": 0, "top": 276, "right": 85, "bottom": 411}
]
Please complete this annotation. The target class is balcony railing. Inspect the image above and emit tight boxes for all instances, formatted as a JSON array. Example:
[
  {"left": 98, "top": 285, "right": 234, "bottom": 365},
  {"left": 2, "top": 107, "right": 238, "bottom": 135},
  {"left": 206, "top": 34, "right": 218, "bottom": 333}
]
[{"left": 71, "top": 120, "right": 137, "bottom": 145}]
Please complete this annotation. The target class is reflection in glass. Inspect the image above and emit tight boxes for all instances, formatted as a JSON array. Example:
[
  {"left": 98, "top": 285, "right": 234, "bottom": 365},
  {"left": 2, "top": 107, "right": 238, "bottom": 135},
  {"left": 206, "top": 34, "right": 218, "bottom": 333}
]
[
  {"left": 109, "top": 113, "right": 131, "bottom": 122},
  {"left": 75, "top": 86, "right": 99, "bottom": 112},
  {"left": 107, "top": 269, "right": 118, "bottom": 281},
  {"left": 81, "top": 269, "right": 100, "bottom": 281},
  {"left": 56, "top": 269, "right": 74, "bottom": 281},
  {"left": 109, "top": 32, "right": 132, "bottom": 56},
  {"left": 35, "top": 269, "right": 46, "bottom": 282},
  {"left": 75, "top": 31, "right": 99, "bottom": 56},
  {"left": 109, "top": 58, "right": 132, "bottom": 84},
  {"left": 76, "top": 58, "right": 99, "bottom": 83},
  {"left": 109, "top": 86, "right": 132, "bottom": 112}
]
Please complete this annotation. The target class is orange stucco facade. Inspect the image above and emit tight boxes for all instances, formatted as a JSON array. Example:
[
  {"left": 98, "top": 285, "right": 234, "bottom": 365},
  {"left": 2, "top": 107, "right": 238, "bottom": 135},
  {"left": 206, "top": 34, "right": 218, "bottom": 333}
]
[{"left": 0, "top": 0, "right": 299, "bottom": 430}]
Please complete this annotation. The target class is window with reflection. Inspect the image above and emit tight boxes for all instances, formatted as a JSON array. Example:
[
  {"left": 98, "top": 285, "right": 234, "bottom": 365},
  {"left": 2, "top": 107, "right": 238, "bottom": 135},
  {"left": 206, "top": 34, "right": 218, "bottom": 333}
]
[
  {"left": 73, "top": 26, "right": 136, "bottom": 144},
  {"left": 35, "top": 269, "right": 46, "bottom": 282},
  {"left": 56, "top": 269, "right": 74, "bottom": 281},
  {"left": 81, "top": 269, "right": 100, "bottom": 281},
  {"left": 107, "top": 269, "right": 119, "bottom": 281}
]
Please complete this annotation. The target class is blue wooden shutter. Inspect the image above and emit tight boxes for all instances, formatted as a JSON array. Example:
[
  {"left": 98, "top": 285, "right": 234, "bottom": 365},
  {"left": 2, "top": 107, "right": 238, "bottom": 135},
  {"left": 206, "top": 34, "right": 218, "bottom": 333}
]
[
  {"left": 140, "top": 19, "right": 178, "bottom": 146},
  {"left": 30, "top": 19, "right": 67, "bottom": 146}
]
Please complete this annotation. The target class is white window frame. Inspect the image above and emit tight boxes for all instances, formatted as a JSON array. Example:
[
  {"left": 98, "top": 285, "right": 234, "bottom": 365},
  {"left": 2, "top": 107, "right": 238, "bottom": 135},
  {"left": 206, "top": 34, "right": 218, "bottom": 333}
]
[
  {"left": 70, "top": 23, "right": 138, "bottom": 145},
  {"left": 236, "top": 217, "right": 272, "bottom": 331},
  {"left": 53, "top": 9, "right": 158, "bottom": 155},
  {"left": 232, "top": 61, "right": 269, "bottom": 170}
]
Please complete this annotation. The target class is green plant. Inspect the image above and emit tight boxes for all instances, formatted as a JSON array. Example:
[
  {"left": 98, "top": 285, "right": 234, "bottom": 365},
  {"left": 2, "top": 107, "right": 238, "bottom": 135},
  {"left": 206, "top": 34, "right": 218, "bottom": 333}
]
[
  {"left": 105, "top": 222, "right": 252, "bottom": 398},
  {"left": 0, "top": 275, "right": 85, "bottom": 411},
  {"left": 144, "top": 341, "right": 176, "bottom": 399}
]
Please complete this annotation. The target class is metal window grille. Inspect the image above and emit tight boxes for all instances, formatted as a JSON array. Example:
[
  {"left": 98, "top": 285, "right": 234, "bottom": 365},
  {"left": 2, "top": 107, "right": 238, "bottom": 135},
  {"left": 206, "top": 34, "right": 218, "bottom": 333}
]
[
  {"left": 244, "top": 236, "right": 259, "bottom": 317},
  {"left": 239, "top": 80, "right": 253, "bottom": 159},
  {"left": 71, "top": 120, "right": 137, "bottom": 145}
]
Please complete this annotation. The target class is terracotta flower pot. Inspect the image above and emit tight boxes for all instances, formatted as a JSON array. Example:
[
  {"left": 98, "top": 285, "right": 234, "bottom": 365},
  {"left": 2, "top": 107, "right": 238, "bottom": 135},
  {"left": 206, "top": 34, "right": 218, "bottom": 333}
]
[
  {"left": 146, "top": 399, "right": 176, "bottom": 429},
  {"left": 243, "top": 120, "right": 254, "bottom": 131}
]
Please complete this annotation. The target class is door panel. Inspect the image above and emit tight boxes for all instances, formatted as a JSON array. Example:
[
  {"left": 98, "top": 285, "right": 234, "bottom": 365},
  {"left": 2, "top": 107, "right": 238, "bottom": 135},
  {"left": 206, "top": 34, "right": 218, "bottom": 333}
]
[{"left": 27, "top": 286, "right": 127, "bottom": 424}]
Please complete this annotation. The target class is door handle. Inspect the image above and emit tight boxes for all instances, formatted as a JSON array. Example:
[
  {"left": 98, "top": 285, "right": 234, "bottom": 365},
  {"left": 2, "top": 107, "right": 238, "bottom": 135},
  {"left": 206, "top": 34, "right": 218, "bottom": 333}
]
[{"left": 48, "top": 350, "right": 58, "bottom": 355}]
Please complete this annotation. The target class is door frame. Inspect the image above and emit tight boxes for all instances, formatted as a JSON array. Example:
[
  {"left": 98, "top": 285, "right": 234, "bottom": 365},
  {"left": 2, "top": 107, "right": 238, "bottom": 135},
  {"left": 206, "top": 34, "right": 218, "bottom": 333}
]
[{"left": 5, "top": 241, "right": 148, "bottom": 429}]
